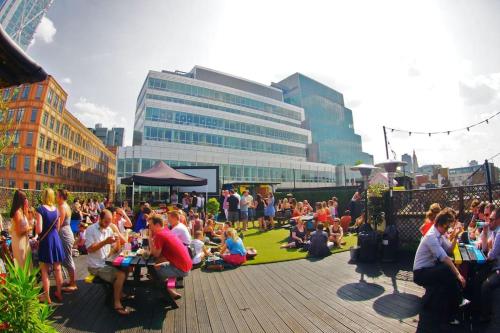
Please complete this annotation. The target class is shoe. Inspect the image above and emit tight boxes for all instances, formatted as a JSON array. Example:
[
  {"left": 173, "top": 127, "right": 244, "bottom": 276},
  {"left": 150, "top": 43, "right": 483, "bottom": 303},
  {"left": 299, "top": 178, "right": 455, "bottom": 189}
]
[
  {"left": 459, "top": 298, "right": 470, "bottom": 308},
  {"left": 449, "top": 319, "right": 460, "bottom": 325}
]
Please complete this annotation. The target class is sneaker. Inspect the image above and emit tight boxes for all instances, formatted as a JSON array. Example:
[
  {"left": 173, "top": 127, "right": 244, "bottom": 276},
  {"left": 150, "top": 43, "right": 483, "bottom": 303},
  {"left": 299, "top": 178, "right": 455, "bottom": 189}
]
[
  {"left": 459, "top": 298, "right": 471, "bottom": 308},
  {"left": 449, "top": 319, "right": 460, "bottom": 325}
]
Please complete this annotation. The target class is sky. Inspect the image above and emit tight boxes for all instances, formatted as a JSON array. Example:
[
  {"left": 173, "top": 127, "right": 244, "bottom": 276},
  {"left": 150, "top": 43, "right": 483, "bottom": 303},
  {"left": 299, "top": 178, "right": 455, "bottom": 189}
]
[{"left": 26, "top": 0, "right": 500, "bottom": 168}]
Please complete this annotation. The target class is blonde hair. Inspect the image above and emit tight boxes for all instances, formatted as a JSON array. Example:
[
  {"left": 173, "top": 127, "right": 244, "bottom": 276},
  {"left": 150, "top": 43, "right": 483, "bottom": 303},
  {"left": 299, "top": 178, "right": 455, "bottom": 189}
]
[
  {"left": 425, "top": 203, "right": 441, "bottom": 221},
  {"left": 282, "top": 198, "right": 288, "bottom": 204},
  {"left": 226, "top": 228, "right": 239, "bottom": 241},
  {"left": 41, "top": 188, "right": 55, "bottom": 206}
]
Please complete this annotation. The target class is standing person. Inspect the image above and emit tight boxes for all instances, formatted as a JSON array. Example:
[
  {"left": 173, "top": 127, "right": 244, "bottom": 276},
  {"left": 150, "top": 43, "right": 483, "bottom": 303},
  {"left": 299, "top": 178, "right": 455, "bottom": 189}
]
[
  {"left": 182, "top": 193, "right": 191, "bottom": 214},
  {"left": 240, "top": 190, "right": 251, "bottom": 231},
  {"left": 86, "top": 209, "right": 131, "bottom": 315},
  {"left": 9, "top": 190, "right": 32, "bottom": 268},
  {"left": 57, "top": 189, "right": 78, "bottom": 292},
  {"left": 349, "top": 192, "right": 362, "bottom": 221},
  {"left": 196, "top": 193, "right": 204, "bottom": 219},
  {"left": 247, "top": 191, "right": 255, "bottom": 227},
  {"left": 413, "top": 208, "right": 466, "bottom": 326},
  {"left": 222, "top": 190, "right": 229, "bottom": 221},
  {"left": 190, "top": 191, "right": 198, "bottom": 213},
  {"left": 227, "top": 189, "right": 240, "bottom": 229},
  {"left": 170, "top": 190, "right": 178, "bottom": 205},
  {"left": 149, "top": 214, "right": 192, "bottom": 300},
  {"left": 36, "top": 188, "right": 65, "bottom": 303},
  {"left": 265, "top": 192, "right": 276, "bottom": 229},
  {"left": 255, "top": 194, "right": 266, "bottom": 231},
  {"left": 330, "top": 197, "right": 339, "bottom": 218}
]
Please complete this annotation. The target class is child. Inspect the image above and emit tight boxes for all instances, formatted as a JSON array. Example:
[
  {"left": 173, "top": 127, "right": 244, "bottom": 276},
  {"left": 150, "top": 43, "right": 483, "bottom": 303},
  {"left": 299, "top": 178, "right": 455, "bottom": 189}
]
[
  {"left": 191, "top": 230, "right": 209, "bottom": 265},
  {"left": 75, "top": 222, "right": 88, "bottom": 254}
]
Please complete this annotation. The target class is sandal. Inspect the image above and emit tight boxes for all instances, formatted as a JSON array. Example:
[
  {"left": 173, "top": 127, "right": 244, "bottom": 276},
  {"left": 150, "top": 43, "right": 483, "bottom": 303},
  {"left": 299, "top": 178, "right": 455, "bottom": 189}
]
[
  {"left": 114, "top": 307, "right": 131, "bottom": 316},
  {"left": 62, "top": 286, "right": 78, "bottom": 293},
  {"left": 121, "top": 294, "right": 135, "bottom": 301},
  {"left": 54, "top": 292, "right": 63, "bottom": 302}
]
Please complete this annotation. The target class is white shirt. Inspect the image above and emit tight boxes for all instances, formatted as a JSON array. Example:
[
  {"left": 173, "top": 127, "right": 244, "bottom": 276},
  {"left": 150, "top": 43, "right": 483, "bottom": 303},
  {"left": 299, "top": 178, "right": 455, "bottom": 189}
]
[
  {"left": 234, "top": 193, "right": 241, "bottom": 209},
  {"left": 170, "top": 194, "right": 178, "bottom": 205},
  {"left": 85, "top": 223, "right": 113, "bottom": 268},
  {"left": 117, "top": 217, "right": 126, "bottom": 234},
  {"left": 172, "top": 223, "right": 191, "bottom": 245},
  {"left": 196, "top": 196, "right": 203, "bottom": 208},
  {"left": 191, "top": 239, "right": 205, "bottom": 264}
]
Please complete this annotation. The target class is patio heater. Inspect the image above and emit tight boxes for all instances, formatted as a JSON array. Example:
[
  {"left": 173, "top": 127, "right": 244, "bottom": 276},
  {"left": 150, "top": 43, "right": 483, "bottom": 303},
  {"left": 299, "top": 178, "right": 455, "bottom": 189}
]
[
  {"left": 375, "top": 160, "right": 406, "bottom": 262},
  {"left": 350, "top": 164, "right": 378, "bottom": 227}
]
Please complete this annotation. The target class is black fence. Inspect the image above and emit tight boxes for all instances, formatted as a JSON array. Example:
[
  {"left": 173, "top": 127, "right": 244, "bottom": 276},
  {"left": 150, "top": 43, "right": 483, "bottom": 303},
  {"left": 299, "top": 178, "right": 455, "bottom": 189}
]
[{"left": 391, "top": 183, "right": 500, "bottom": 244}]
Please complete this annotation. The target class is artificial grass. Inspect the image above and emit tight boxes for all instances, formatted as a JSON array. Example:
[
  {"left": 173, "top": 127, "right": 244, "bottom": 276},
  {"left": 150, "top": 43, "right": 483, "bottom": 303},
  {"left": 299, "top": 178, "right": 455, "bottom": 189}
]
[{"left": 240, "top": 226, "right": 358, "bottom": 265}]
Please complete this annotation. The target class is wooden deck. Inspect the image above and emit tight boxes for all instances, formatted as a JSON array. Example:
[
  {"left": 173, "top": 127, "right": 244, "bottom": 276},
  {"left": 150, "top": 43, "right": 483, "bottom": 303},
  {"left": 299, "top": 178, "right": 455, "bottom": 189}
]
[{"left": 51, "top": 251, "right": 499, "bottom": 333}]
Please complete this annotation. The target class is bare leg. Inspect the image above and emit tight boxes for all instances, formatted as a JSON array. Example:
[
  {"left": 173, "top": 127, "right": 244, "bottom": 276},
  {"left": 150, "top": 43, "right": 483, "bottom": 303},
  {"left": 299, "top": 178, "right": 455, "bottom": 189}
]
[
  {"left": 270, "top": 217, "right": 274, "bottom": 228},
  {"left": 39, "top": 263, "right": 51, "bottom": 303},
  {"left": 53, "top": 263, "right": 63, "bottom": 301},
  {"left": 113, "top": 270, "right": 126, "bottom": 309}
]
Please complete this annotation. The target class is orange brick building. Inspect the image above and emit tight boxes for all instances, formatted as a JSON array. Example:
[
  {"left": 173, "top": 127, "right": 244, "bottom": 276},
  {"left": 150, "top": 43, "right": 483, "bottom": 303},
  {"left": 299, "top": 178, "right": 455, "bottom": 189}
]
[{"left": 0, "top": 76, "right": 116, "bottom": 196}]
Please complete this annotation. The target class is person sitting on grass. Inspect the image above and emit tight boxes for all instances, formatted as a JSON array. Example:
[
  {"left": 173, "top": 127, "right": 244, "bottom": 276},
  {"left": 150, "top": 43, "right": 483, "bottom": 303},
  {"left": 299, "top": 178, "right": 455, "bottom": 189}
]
[
  {"left": 308, "top": 223, "right": 332, "bottom": 258},
  {"left": 204, "top": 219, "right": 222, "bottom": 244},
  {"left": 329, "top": 218, "right": 344, "bottom": 247},
  {"left": 280, "top": 217, "right": 307, "bottom": 249},
  {"left": 191, "top": 230, "right": 210, "bottom": 266},
  {"left": 149, "top": 214, "right": 192, "bottom": 300},
  {"left": 220, "top": 228, "right": 247, "bottom": 266}
]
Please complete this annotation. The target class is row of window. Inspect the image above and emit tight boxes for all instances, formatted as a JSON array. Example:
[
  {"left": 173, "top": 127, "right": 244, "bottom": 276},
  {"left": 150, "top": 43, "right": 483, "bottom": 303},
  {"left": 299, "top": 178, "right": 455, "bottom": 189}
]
[
  {"left": 144, "top": 94, "right": 302, "bottom": 128},
  {"left": 144, "top": 107, "right": 308, "bottom": 144},
  {"left": 1, "top": 84, "right": 65, "bottom": 113},
  {"left": 0, "top": 178, "right": 105, "bottom": 192},
  {"left": 0, "top": 155, "right": 30, "bottom": 171},
  {"left": 33, "top": 157, "right": 108, "bottom": 184},
  {"left": 143, "top": 126, "right": 306, "bottom": 157},
  {"left": 117, "top": 158, "right": 336, "bottom": 184},
  {"left": 147, "top": 77, "right": 302, "bottom": 120}
]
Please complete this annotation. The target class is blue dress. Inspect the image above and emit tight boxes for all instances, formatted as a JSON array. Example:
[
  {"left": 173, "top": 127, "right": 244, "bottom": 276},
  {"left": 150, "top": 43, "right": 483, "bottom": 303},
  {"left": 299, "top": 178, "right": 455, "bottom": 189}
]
[
  {"left": 265, "top": 197, "right": 276, "bottom": 217},
  {"left": 37, "top": 205, "right": 65, "bottom": 264}
]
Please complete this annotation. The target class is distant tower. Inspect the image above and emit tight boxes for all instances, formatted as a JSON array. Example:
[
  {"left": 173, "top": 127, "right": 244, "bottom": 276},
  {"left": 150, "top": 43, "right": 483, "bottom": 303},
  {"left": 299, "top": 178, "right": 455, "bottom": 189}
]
[
  {"left": 401, "top": 153, "right": 413, "bottom": 173},
  {"left": 412, "top": 150, "right": 419, "bottom": 173},
  {"left": 0, "top": 0, "right": 54, "bottom": 50}
]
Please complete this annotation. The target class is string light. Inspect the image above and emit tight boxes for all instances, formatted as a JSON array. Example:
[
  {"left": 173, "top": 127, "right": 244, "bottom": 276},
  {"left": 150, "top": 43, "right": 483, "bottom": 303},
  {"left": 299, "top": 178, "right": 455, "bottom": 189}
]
[{"left": 384, "top": 110, "right": 500, "bottom": 136}]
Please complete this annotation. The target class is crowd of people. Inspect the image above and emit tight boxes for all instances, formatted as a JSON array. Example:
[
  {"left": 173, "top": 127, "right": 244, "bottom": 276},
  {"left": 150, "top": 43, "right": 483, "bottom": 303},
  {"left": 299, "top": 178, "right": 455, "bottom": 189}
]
[{"left": 413, "top": 200, "right": 500, "bottom": 327}]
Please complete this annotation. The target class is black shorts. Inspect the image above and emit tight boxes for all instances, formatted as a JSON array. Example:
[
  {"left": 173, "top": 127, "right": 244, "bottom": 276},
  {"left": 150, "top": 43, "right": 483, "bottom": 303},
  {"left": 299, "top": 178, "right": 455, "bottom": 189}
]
[{"left": 255, "top": 210, "right": 265, "bottom": 218}]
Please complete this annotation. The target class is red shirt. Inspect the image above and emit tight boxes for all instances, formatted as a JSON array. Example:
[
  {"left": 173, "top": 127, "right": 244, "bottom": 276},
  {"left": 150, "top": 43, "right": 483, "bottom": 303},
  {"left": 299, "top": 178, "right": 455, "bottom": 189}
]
[
  {"left": 153, "top": 228, "right": 192, "bottom": 273},
  {"left": 420, "top": 219, "right": 433, "bottom": 236}
]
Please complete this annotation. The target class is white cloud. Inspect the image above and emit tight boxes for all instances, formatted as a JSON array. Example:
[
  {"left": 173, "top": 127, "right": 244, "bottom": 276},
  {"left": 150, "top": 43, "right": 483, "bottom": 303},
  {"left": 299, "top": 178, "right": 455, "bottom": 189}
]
[
  {"left": 72, "top": 97, "right": 126, "bottom": 129},
  {"left": 62, "top": 77, "right": 72, "bottom": 84},
  {"left": 31, "top": 16, "right": 56, "bottom": 45}
]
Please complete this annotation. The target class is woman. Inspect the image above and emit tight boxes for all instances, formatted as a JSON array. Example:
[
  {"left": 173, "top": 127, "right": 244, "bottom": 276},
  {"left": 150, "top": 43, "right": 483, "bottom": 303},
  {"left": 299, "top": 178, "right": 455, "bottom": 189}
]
[
  {"left": 419, "top": 203, "right": 441, "bottom": 236},
  {"left": 70, "top": 201, "right": 83, "bottom": 234},
  {"left": 122, "top": 200, "right": 133, "bottom": 217},
  {"left": 314, "top": 202, "right": 329, "bottom": 224},
  {"left": 308, "top": 223, "right": 332, "bottom": 258},
  {"left": 204, "top": 219, "right": 222, "bottom": 244},
  {"left": 282, "top": 198, "right": 292, "bottom": 220},
  {"left": 220, "top": 228, "right": 247, "bottom": 266},
  {"left": 293, "top": 201, "right": 304, "bottom": 217},
  {"left": 265, "top": 193, "right": 276, "bottom": 229},
  {"left": 280, "top": 218, "right": 307, "bottom": 249},
  {"left": 36, "top": 188, "right": 65, "bottom": 303},
  {"left": 329, "top": 218, "right": 344, "bottom": 247},
  {"left": 255, "top": 194, "right": 266, "bottom": 231},
  {"left": 57, "top": 189, "right": 77, "bottom": 292},
  {"left": 9, "top": 190, "right": 32, "bottom": 268}
]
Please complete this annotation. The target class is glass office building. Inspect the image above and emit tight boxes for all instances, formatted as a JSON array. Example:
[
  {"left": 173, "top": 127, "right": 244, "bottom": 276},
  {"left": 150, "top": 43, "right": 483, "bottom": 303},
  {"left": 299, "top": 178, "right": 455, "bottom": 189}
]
[
  {"left": 276, "top": 73, "right": 373, "bottom": 166},
  {"left": 118, "top": 66, "right": 338, "bottom": 190},
  {"left": 0, "top": 0, "right": 53, "bottom": 50}
]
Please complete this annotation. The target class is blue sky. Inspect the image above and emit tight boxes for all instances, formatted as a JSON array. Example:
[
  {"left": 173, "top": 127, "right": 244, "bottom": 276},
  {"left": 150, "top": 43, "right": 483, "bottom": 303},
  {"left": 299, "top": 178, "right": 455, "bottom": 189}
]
[{"left": 27, "top": 0, "right": 500, "bottom": 168}]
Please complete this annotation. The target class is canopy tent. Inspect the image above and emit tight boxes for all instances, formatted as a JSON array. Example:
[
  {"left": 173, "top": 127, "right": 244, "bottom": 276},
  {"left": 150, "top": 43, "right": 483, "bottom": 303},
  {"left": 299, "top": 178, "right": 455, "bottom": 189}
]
[
  {"left": 0, "top": 25, "right": 47, "bottom": 88},
  {"left": 121, "top": 161, "right": 207, "bottom": 207}
]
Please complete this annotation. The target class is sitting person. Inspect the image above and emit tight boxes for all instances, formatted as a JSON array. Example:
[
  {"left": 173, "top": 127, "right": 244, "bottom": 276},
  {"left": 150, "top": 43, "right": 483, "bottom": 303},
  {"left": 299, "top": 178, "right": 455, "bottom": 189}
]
[
  {"left": 169, "top": 210, "right": 191, "bottom": 246},
  {"left": 75, "top": 222, "right": 88, "bottom": 254},
  {"left": 204, "top": 219, "right": 222, "bottom": 244},
  {"left": 479, "top": 207, "right": 500, "bottom": 322},
  {"left": 280, "top": 218, "right": 307, "bottom": 249},
  {"left": 329, "top": 218, "right": 344, "bottom": 247},
  {"left": 308, "top": 223, "right": 333, "bottom": 258},
  {"left": 419, "top": 203, "right": 442, "bottom": 236},
  {"left": 149, "top": 214, "right": 192, "bottom": 300},
  {"left": 413, "top": 208, "right": 465, "bottom": 326},
  {"left": 85, "top": 210, "right": 130, "bottom": 315},
  {"left": 191, "top": 230, "right": 209, "bottom": 266},
  {"left": 191, "top": 213, "right": 203, "bottom": 237},
  {"left": 340, "top": 210, "right": 352, "bottom": 233},
  {"left": 220, "top": 228, "right": 247, "bottom": 266}
]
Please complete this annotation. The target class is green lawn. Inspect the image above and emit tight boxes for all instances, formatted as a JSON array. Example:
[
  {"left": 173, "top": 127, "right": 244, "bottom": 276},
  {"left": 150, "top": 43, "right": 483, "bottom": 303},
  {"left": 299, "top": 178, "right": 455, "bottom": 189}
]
[{"left": 240, "top": 227, "right": 357, "bottom": 265}]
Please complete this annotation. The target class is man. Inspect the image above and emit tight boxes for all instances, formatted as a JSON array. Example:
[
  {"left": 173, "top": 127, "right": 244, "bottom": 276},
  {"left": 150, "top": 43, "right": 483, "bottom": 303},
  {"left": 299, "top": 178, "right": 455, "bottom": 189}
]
[
  {"left": 149, "top": 214, "right": 192, "bottom": 300},
  {"left": 413, "top": 208, "right": 465, "bottom": 326},
  {"left": 169, "top": 210, "right": 191, "bottom": 246},
  {"left": 240, "top": 190, "right": 251, "bottom": 231},
  {"left": 349, "top": 192, "right": 362, "bottom": 220},
  {"left": 170, "top": 190, "right": 178, "bottom": 205},
  {"left": 85, "top": 209, "right": 130, "bottom": 315},
  {"left": 227, "top": 189, "right": 240, "bottom": 228},
  {"left": 190, "top": 191, "right": 198, "bottom": 213},
  {"left": 196, "top": 193, "right": 204, "bottom": 219},
  {"left": 480, "top": 207, "right": 500, "bottom": 322}
]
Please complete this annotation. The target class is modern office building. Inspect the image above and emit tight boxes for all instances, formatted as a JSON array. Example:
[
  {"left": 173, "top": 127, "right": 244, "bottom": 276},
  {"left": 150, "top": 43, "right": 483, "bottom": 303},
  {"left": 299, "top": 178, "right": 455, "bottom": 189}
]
[
  {"left": 88, "top": 123, "right": 124, "bottom": 147},
  {"left": 448, "top": 163, "right": 497, "bottom": 186},
  {"left": 0, "top": 76, "right": 116, "bottom": 195},
  {"left": 0, "top": 0, "right": 53, "bottom": 50},
  {"left": 274, "top": 73, "right": 373, "bottom": 166},
  {"left": 401, "top": 153, "right": 412, "bottom": 173},
  {"left": 118, "top": 66, "right": 339, "bottom": 191}
]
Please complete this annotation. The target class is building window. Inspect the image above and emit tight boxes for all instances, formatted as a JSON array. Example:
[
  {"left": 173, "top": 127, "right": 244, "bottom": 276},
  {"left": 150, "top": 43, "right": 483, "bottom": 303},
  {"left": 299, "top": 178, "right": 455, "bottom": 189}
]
[
  {"left": 16, "top": 109, "right": 24, "bottom": 122},
  {"left": 68, "top": 149, "right": 73, "bottom": 159},
  {"left": 38, "top": 134, "right": 45, "bottom": 149},
  {"left": 36, "top": 181, "right": 41, "bottom": 190},
  {"left": 55, "top": 120, "right": 60, "bottom": 133},
  {"left": 35, "top": 84, "right": 43, "bottom": 100},
  {"left": 2, "top": 88, "right": 9, "bottom": 101},
  {"left": 46, "top": 138, "right": 52, "bottom": 151},
  {"left": 43, "top": 160, "right": 49, "bottom": 174},
  {"left": 26, "top": 132, "right": 33, "bottom": 147},
  {"left": 11, "top": 88, "right": 18, "bottom": 101},
  {"left": 0, "top": 155, "right": 5, "bottom": 169},
  {"left": 50, "top": 161, "right": 55, "bottom": 176},
  {"left": 7, "top": 109, "right": 14, "bottom": 121},
  {"left": 9, "top": 155, "right": 17, "bottom": 170},
  {"left": 49, "top": 116, "right": 55, "bottom": 130},
  {"left": 36, "top": 158, "right": 42, "bottom": 173},
  {"left": 58, "top": 100, "right": 64, "bottom": 113},
  {"left": 9, "top": 179, "right": 15, "bottom": 188},
  {"left": 30, "top": 109, "right": 38, "bottom": 123},
  {"left": 47, "top": 89, "right": 54, "bottom": 104},
  {"left": 20, "top": 85, "right": 30, "bottom": 100},
  {"left": 24, "top": 156, "right": 30, "bottom": 171},
  {"left": 13, "top": 131, "right": 19, "bottom": 146},
  {"left": 52, "top": 142, "right": 58, "bottom": 154},
  {"left": 42, "top": 112, "right": 49, "bottom": 126},
  {"left": 23, "top": 182, "right": 29, "bottom": 189}
]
